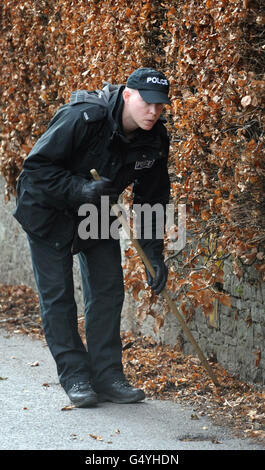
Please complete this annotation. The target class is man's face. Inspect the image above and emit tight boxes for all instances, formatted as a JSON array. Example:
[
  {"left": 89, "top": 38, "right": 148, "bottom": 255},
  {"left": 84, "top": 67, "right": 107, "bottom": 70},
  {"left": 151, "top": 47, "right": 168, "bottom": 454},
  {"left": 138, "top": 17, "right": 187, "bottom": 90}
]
[{"left": 122, "top": 89, "right": 164, "bottom": 133}]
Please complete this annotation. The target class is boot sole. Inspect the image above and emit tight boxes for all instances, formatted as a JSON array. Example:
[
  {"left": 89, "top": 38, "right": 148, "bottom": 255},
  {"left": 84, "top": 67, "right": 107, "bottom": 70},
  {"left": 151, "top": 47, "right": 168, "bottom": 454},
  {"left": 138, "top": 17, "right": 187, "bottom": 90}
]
[
  {"left": 98, "top": 392, "right": 145, "bottom": 404},
  {"left": 70, "top": 395, "right": 98, "bottom": 408}
]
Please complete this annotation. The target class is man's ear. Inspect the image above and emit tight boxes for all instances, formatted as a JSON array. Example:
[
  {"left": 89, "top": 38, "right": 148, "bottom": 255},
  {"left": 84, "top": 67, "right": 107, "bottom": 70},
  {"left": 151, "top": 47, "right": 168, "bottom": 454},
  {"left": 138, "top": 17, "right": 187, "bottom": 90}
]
[{"left": 122, "top": 88, "right": 131, "bottom": 103}]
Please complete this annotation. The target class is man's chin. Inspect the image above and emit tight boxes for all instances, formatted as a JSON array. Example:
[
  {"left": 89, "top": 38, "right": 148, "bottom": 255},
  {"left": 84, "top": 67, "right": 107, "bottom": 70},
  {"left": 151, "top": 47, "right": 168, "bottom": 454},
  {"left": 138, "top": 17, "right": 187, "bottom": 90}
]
[{"left": 140, "top": 122, "right": 155, "bottom": 131}]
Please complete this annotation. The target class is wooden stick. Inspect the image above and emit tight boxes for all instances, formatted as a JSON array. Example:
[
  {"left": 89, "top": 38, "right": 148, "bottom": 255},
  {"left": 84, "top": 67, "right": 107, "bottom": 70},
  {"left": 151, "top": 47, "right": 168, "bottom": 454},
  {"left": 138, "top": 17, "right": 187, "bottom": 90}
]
[{"left": 90, "top": 169, "right": 219, "bottom": 386}]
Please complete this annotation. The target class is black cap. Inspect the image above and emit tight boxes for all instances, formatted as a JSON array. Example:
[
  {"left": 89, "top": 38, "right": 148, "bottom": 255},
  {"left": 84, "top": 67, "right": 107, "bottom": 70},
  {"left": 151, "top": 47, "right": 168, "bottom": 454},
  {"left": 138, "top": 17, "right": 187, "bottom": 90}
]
[{"left": 126, "top": 68, "right": 170, "bottom": 104}]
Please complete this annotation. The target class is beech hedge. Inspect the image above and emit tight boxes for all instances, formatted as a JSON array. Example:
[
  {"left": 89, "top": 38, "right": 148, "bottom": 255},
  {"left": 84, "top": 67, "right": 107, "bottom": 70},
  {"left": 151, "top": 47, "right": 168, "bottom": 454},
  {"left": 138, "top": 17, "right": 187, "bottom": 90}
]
[{"left": 1, "top": 0, "right": 264, "bottom": 320}]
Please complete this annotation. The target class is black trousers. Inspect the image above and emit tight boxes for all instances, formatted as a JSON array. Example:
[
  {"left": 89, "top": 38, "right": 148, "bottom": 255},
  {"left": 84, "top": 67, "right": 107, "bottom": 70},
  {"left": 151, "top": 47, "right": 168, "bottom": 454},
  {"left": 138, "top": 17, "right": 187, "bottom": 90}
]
[{"left": 28, "top": 235, "right": 125, "bottom": 392}]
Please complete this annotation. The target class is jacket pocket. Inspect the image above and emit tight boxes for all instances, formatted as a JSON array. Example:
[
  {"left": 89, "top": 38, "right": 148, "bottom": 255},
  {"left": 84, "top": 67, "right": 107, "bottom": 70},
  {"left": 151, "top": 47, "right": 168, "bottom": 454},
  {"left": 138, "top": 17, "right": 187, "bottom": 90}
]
[{"left": 14, "top": 187, "right": 59, "bottom": 238}]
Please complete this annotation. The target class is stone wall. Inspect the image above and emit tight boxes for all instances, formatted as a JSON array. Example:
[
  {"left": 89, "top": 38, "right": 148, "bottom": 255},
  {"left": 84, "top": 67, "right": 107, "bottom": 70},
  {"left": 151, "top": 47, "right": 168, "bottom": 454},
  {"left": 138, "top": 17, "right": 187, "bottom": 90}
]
[
  {"left": 161, "top": 259, "right": 265, "bottom": 387},
  {"left": 0, "top": 175, "right": 264, "bottom": 387},
  {"left": 0, "top": 178, "right": 35, "bottom": 290}
]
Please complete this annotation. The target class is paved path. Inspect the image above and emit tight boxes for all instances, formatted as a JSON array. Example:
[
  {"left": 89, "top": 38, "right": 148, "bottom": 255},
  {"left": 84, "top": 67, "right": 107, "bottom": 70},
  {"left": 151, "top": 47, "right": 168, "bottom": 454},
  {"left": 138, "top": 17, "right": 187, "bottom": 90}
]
[{"left": 0, "top": 330, "right": 264, "bottom": 457}]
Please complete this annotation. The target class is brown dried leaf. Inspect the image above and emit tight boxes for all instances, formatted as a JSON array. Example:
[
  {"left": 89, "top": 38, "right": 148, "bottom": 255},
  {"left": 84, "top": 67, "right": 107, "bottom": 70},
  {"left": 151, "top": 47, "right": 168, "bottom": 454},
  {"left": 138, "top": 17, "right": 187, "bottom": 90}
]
[{"left": 88, "top": 434, "right": 103, "bottom": 441}]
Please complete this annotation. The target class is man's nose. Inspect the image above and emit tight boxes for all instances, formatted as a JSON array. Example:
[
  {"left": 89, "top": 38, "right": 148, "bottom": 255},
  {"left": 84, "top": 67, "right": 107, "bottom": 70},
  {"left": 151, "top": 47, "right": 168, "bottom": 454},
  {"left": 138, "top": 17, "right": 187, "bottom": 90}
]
[
  {"left": 149, "top": 103, "right": 163, "bottom": 116},
  {"left": 149, "top": 104, "right": 158, "bottom": 114}
]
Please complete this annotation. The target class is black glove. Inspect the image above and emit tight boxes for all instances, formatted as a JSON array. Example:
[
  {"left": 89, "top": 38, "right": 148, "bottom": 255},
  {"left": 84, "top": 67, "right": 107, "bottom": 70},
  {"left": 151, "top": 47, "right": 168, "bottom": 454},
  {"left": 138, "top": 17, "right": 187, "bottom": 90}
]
[
  {"left": 145, "top": 255, "right": 168, "bottom": 294},
  {"left": 79, "top": 177, "right": 118, "bottom": 205}
]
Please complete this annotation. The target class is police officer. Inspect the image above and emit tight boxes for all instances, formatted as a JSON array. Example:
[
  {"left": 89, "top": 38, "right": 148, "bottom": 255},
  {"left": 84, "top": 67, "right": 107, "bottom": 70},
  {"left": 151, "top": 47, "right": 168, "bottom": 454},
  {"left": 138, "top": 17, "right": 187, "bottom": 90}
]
[{"left": 14, "top": 68, "right": 171, "bottom": 407}]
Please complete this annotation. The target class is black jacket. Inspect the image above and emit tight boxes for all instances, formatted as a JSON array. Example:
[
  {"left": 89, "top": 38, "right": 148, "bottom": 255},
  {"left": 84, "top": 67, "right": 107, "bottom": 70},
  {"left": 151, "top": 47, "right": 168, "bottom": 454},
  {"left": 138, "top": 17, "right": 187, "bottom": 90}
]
[{"left": 14, "top": 84, "right": 170, "bottom": 253}]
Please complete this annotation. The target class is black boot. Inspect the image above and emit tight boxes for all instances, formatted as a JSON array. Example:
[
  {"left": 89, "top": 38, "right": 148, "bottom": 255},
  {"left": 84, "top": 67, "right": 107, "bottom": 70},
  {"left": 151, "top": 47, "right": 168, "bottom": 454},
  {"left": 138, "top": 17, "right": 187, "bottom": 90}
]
[
  {"left": 96, "top": 376, "right": 145, "bottom": 404},
  {"left": 67, "top": 381, "right": 98, "bottom": 407}
]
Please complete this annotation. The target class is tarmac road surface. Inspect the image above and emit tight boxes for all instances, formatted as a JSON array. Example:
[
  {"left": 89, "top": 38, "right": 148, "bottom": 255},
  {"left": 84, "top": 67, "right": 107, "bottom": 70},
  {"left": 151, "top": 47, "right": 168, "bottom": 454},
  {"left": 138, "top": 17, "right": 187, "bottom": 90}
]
[{"left": 0, "top": 329, "right": 264, "bottom": 461}]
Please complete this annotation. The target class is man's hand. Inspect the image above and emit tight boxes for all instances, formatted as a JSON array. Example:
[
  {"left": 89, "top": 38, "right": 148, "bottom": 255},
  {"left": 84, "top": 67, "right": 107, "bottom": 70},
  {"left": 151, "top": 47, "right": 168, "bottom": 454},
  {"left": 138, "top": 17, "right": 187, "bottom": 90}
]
[
  {"left": 80, "top": 177, "right": 118, "bottom": 205},
  {"left": 146, "top": 257, "right": 168, "bottom": 294}
]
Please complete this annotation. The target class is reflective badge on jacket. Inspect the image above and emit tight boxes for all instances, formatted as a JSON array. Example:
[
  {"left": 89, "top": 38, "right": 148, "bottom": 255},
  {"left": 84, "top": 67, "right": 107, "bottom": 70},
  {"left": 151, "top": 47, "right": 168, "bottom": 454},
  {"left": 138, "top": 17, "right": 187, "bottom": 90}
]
[{"left": 135, "top": 160, "right": 155, "bottom": 170}]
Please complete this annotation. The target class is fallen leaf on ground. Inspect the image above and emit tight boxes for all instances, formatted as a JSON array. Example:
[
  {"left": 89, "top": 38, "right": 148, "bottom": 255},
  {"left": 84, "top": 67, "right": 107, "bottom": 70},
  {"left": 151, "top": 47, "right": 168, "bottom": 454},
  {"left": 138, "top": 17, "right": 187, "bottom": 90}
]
[
  {"left": 61, "top": 405, "right": 75, "bottom": 411},
  {"left": 88, "top": 434, "right": 103, "bottom": 441}
]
